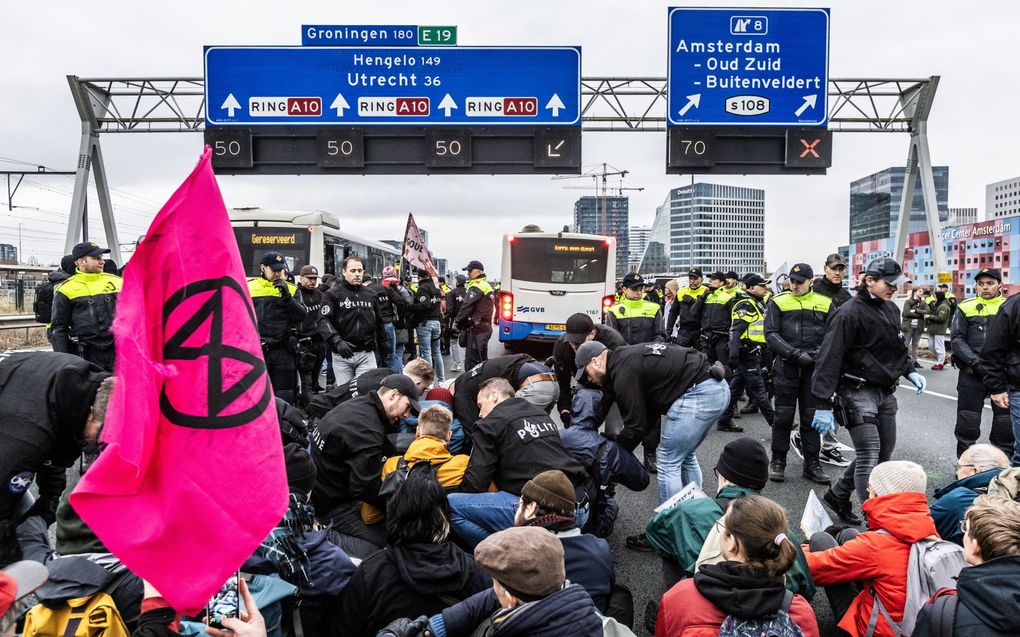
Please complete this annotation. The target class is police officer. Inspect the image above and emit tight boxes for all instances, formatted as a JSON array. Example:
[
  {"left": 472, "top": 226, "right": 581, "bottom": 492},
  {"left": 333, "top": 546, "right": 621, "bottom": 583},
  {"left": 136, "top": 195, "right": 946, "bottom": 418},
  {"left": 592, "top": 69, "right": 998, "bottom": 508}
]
[
  {"left": 812, "top": 253, "right": 852, "bottom": 309},
  {"left": 0, "top": 351, "right": 111, "bottom": 565},
  {"left": 692, "top": 271, "right": 736, "bottom": 379},
  {"left": 294, "top": 264, "right": 326, "bottom": 407},
  {"left": 445, "top": 275, "right": 467, "bottom": 372},
  {"left": 318, "top": 256, "right": 389, "bottom": 387},
  {"left": 669, "top": 267, "right": 709, "bottom": 346},
  {"left": 810, "top": 257, "right": 926, "bottom": 524},
  {"left": 455, "top": 260, "right": 495, "bottom": 370},
  {"left": 450, "top": 353, "right": 558, "bottom": 440},
  {"left": 951, "top": 268, "right": 1011, "bottom": 458},
  {"left": 550, "top": 313, "right": 626, "bottom": 426},
  {"left": 49, "top": 242, "right": 123, "bottom": 371},
  {"left": 716, "top": 274, "right": 776, "bottom": 436},
  {"left": 764, "top": 264, "right": 832, "bottom": 485},
  {"left": 606, "top": 272, "right": 666, "bottom": 345},
  {"left": 248, "top": 252, "right": 305, "bottom": 404}
]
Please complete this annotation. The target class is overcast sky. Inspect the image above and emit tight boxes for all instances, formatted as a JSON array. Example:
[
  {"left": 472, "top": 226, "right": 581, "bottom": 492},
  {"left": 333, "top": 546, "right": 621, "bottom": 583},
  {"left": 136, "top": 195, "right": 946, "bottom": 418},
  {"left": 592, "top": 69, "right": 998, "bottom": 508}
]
[{"left": 2, "top": 0, "right": 1016, "bottom": 277}]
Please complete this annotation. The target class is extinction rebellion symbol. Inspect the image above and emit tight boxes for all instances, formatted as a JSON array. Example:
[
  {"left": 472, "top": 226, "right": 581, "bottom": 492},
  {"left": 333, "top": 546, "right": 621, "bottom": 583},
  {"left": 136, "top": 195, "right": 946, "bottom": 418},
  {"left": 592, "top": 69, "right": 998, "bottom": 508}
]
[{"left": 159, "top": 277, "right": 271, "bottom": 429}]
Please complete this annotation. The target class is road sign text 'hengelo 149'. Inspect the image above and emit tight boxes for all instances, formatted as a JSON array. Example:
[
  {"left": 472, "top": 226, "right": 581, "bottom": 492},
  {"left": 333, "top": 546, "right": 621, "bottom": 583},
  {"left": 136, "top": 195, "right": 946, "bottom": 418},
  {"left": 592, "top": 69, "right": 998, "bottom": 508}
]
[{"left": 668, "top": 7, "right": 829, "bottom": 126}]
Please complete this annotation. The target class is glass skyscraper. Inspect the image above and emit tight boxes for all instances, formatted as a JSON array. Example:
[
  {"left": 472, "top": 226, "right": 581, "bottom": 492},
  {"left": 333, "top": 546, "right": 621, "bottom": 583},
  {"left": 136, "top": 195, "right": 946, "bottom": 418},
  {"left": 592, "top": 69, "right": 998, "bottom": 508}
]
[
  {"left": 573, "top": 196, "right": 629, "bottom": 275},
  {"left": 849, "top": 166, "right": 949, "bottom": 244}
]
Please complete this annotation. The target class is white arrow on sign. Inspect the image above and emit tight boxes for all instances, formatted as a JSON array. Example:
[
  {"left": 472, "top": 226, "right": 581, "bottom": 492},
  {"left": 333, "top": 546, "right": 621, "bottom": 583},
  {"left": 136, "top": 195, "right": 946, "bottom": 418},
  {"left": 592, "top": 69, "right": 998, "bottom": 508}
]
[
  {"left": 794, "top": 94, "right": 818, "bottom": 117},
  {"left": 438, "top": 94, "right": 458, "bottom": 117},
  {"left": 547, "top": 140, "right": 566, "bottom": 157},
  {"left": 330, "top": 93, "right": 350, "bottom": 117},
  {"left": 220, "top": 94, "right": 241, "bottom": 117},
  {"left": 545, "top": 94, "right": 566, "bottom": 117},
  {"left": 677, "top": 94, "right": 701, "bottom": 117}
]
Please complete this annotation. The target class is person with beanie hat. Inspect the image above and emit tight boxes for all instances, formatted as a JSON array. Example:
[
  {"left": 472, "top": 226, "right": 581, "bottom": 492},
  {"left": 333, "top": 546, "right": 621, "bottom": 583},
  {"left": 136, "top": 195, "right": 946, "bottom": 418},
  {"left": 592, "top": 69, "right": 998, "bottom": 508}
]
[
  {"left": 806, "top": 459, "right": 941, "bottom": 637},
  {"left": 0, "top": 352, "right": 112, "bottom": 566},
  {"left": 418, "top": 526, "right": 603, "bottom": 637},
  {"left": 284, "top": 443, "right": 317, "bottom": 496},
  {"left": 514, "top": 470, "right": 615, "bottom": 612},
  {"left": 642, "top": 438, "right": 815, "bottom": 604}
]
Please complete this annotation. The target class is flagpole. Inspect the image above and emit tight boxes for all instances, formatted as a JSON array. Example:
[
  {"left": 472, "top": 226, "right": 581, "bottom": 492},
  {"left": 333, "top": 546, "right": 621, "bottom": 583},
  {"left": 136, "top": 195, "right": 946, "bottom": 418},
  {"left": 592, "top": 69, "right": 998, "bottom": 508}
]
[{"left": 400, "top": 212, "right": 413, "bottom": 277}]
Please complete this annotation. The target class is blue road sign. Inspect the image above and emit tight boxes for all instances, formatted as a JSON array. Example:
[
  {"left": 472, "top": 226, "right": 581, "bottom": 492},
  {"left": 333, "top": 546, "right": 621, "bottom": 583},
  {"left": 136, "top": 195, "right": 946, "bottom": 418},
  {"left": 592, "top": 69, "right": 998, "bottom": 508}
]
[
  {"left": 301, "top": 25, "right": 417, "bottom": 46},
  {"left": 204, "top": 46, "right": 581, "bottom": 126},
  {"left": 668, "top": 7, "right": 829, "bottom": 126}
]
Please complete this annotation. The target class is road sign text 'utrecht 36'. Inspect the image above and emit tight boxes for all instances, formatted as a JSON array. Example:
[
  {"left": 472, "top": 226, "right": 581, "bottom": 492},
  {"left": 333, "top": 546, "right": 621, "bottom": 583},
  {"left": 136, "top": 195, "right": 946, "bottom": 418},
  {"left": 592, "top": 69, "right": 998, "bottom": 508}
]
[
  {"left": 204, "top": 46, "right": 581, "bottom": 127},
  {"left": 668, "top": 7, "right": 829, "bottom": 127}
]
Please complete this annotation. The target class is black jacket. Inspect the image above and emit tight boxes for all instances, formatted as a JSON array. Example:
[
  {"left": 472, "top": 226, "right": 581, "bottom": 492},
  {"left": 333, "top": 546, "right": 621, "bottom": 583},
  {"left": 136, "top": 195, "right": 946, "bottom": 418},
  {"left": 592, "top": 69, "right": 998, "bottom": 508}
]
[
  {"left": 695, "top": 561, "right": 792, "bottom": 620},
  {"left": 764, "top": 290, "right": 833, "bottom": 361},
  {"left": 438, "top": 585, "right": 602, "bottom": 637},
  {"left": 317, "top": 279, "right": 387, "bottom": 353},
  {"left": 455, "top": 276, "right": 495, "bottom": 330},
  {"left": 248, "top": 277, "right": 306, "bottom": 345},
  {"left": 295, "top": 285, "right": 325, "bottom": 338},
  {"left": 979, "top": 294, "right": 1020, "bottom": 394},
  {"left": 551, "top": 325, "right": 627, "bottom": 414},
  {"left": 812, "top": 276, "right": 852, "bottom": 309},
  {"left": 411, "top": 278, "right": 443, "bottom": 322},
  {"left": 811, "top": 290, "right": 912, "bottom": 406},
  {"left": 602, "top": 344, "right": 711, "bottom": 452},
  {"left": 914, "top": 556, "right": 1020, "bottom": 637},
  {"left": 694, "top": 287, "right": 735, "bottom": 336},
  {"left": 452, "top": 354, "right": 535, "bottom": 435},
  {"left": 310, "top": 392, "right": 396, "bottom": 513},
  {"left": 332, "top": 542, "right": 489, "bottom": 637},
  {"left": 446, "top": 285, "right": 467, "bottom": 324},
  {"left": 460, "top": 397, "right": 588, "bottom": 495},
  {"left": 305, "top": 367, "right": 394, "bottom": 419},
  {"left": 366, "top": 281, "right": 399, "bottom": 324},
  {"left": 50, "top": 272, "right": 122, "bottom": 352}
]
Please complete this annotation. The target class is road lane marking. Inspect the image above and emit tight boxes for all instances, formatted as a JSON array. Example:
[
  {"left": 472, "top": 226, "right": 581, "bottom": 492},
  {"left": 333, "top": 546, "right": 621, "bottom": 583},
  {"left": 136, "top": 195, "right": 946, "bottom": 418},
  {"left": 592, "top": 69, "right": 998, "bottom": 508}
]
[{"left": 897, "top": 384, "right": 990, "bottom": 409}]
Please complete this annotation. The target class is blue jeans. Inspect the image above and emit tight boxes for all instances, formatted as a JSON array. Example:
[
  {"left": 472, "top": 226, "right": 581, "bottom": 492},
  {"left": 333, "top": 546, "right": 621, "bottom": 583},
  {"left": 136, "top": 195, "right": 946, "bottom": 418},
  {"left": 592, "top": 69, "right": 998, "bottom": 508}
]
[
  {"left": 383, "top": 322, "right": 402, "bottom": 372},
  {"left": 657, "top": 379, "right": 731, "bottom": 502},
  {"left": 448, "top": 490, "right": 590, "bottom": 548},
  {"left": 1008, "top": 387, "right": 1020, "bottom": 466},
  {"left": 416, "top": 319, "right": 445, "bottom": 381}
]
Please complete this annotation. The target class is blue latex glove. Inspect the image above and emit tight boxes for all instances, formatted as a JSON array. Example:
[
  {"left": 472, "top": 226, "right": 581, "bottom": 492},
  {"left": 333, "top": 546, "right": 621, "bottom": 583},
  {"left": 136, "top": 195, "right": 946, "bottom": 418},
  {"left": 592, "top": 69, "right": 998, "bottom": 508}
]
[
  {"left": 907, "top": 371, "right": 927, "bottom": 395},
  {"left": 811, "top": 409, "right": 835, "bottom": 436}
]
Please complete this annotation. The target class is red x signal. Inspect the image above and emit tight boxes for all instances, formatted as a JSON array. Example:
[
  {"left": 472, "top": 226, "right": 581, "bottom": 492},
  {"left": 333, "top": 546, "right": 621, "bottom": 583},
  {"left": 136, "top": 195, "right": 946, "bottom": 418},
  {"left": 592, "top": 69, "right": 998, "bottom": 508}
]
[{"left": 799, "top": 138, "right": 821, "bottom": 158}]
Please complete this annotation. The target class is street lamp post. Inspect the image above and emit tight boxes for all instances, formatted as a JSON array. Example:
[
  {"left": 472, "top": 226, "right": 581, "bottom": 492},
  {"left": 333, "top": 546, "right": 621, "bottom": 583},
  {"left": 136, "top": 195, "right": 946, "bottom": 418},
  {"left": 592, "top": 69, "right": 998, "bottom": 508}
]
[{"left": 17, "top": 223, "right": 22, "bottom": 265}]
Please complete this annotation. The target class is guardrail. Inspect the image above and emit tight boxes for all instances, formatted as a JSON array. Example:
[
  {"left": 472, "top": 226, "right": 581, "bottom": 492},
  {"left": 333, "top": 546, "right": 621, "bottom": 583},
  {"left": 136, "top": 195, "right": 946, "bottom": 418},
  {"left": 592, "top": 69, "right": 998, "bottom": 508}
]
[{"left": 0, "top": 315, "right": 44, "bottom": 347}]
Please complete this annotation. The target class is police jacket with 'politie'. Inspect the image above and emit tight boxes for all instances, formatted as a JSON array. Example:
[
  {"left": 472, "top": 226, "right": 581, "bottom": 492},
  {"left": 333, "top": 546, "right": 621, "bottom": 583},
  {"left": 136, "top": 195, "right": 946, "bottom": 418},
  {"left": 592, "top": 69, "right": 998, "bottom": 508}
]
[
  {"left": 317, "top": 279, "right": 387, "bottom": 353},
  {"left": 601, "top": 343, "right": 711, "bottom": 453}
]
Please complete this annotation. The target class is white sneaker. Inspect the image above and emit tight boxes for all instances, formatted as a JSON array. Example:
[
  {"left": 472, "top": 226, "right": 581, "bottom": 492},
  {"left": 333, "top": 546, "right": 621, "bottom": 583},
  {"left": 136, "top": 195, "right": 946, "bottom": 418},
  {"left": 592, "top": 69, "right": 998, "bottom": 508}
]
[
  {"left": 790, "top": 431, "right": 804, "bottom": 460},
  {"left": 820, "top": 445, "right": 852, "bottom": 467}
]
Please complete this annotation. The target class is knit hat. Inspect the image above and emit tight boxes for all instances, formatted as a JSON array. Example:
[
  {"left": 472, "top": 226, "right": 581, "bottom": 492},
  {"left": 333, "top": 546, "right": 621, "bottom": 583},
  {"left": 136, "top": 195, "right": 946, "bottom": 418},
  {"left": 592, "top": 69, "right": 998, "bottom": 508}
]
[
  {"left": 475, "top": 526, "right": 565, "bottom": 598},
  {"left": 426, "top": 386, "right": 454, "bottom": 406},
  {"left": 869, "top": 460, "right": 927, "bottom": 496},
  {"left": 521, "top": 470, "right": 576, "bottom": 516},
  {"left": 715, "top": 437, "right": 769, "bottom": 491},
  {"left": 283, "top": 443, "right": 316, "bottom": 495}
]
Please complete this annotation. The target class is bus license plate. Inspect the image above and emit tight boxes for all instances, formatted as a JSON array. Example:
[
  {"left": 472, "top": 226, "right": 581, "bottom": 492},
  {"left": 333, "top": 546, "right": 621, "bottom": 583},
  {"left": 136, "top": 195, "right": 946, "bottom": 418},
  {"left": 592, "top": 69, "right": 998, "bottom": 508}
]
[{"left": 545, "top": 324, "right": 566, "bottom": 331}]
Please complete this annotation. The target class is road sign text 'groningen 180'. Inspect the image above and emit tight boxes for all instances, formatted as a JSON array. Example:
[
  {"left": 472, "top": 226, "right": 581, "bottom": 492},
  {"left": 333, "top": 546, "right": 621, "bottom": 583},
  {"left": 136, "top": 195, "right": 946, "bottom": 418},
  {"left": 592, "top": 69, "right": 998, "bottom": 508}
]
[
  {"left": 204, "top": 46, "right": 581, "bottom": 126},
  {"left": 668, "top": 7, "right": 829, "bottom": 126}
]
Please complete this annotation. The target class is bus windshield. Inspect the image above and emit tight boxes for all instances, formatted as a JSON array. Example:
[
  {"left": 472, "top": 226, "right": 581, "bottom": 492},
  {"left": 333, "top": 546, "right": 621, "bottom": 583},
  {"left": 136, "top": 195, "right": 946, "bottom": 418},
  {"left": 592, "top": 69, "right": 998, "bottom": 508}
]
[{"left": 510, "top": 238, "right": 609, "bottom": 284}]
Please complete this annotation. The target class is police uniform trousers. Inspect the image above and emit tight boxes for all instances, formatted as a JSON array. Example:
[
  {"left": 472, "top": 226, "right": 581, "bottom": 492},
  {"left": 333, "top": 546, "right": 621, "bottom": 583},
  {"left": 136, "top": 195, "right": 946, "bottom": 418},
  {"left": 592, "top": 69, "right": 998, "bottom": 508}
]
[
  {"left": 464, "top": 324, "right": 492, "bottom": 370},
  {"left": 700, "top": 333, "right": 730, "bottom": 374},
  {"left": 674, "top": 328, "right": 699, "bottom": 348},
  {"left": 955, "top": 367, "right": 1013, "bottom": 458},
  {"left": 830, "top": 384, "right": 897, "bottom": 505},
  {"left": 264, "top": 342, "right": 297, "bottom": 405},
  {"left": 297, "top": 336, "right": 327, "bottom": 406},
  {"left": 771, "top": 359, "right": 821, "bottom": 461},
  {"left": 719, "top": 354, "right": 775, "bottom": 427},
  {"left": 80, "top": 344, "right": 116, "bottom": 373}
]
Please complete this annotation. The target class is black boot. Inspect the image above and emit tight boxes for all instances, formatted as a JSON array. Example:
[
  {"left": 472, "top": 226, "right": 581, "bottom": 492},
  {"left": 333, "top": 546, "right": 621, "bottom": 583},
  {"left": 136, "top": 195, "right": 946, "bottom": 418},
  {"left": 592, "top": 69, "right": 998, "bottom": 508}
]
[
  {"left": 644, "top": 451, "right": 658, "bottom": 474},
  {"left": 740, "top": 402, "right": 759, "bottom": 414},
  {"left": 802, "top": 459, "right": 831, "bottom": 485},
  {"left": 626, "top": 533, "right": 653, "bottom": 552},
  {"left": 823, "top": 489, "right": 862, "bottom": 526},
  {"left": 717, "top": 421, "right": 744, "bottom": 433},
  {"left": 769, "top": 458, "right": 786, "bottom": 482}
]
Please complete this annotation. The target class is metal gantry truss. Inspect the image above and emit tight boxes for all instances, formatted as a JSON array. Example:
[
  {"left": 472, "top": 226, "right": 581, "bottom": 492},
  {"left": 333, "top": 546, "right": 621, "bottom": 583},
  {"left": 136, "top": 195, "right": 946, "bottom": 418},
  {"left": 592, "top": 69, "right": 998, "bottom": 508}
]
[{"left": 66, "top": 74, "right": 943, "bottom": 269}]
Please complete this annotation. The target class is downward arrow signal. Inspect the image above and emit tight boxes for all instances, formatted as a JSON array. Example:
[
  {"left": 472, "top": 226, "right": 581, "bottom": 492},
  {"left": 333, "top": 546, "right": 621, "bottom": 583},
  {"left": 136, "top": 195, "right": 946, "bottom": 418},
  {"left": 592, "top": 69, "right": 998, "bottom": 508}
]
[
  {"left": 330, "top": 93, "right": 350, "bottom": 117},
  {"left": 547, "top": 139, "right": 566, "bottom": 157},
  {"left": 220, "top": 93, "right": 241, "bottom": 117},
  {"left": 545, "top": 94, "right": 566, "bottom": 117}
]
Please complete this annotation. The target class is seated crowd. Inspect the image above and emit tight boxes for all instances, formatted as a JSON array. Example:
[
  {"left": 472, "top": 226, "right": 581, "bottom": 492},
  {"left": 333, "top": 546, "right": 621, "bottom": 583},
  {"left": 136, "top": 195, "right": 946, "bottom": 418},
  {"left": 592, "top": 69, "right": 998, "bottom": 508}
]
[{"left": 7, "top": 353, "right": 1020, "bottom": 637}]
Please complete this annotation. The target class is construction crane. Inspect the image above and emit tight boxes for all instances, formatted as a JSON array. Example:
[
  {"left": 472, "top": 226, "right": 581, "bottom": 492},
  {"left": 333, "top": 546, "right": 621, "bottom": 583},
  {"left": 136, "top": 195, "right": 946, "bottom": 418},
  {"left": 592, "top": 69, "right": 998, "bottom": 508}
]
[{"left": 553, "top": 163, "right": 643, "bottom": 235}]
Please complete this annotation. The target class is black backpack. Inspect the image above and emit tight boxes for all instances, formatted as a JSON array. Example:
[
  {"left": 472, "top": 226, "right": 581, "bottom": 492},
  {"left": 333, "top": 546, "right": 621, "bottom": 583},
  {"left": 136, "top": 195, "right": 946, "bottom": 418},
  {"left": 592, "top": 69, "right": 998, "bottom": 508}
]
[
  {"left": 377, "top": 457, "right": 446, "bottom": 499},
  {"left": 33, "top": 280, "right": 55, "bottom": 324}
]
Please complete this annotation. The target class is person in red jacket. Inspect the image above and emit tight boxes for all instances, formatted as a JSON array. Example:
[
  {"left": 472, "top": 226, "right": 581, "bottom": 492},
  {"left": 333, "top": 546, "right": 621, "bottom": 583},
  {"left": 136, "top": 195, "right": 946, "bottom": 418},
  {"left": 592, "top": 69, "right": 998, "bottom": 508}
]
[
  {"left": 655, "top": 495, "right": 820, "bottom": 637},
  {"left": 805, "top": 460, "right": 936, "bottom": 637}
]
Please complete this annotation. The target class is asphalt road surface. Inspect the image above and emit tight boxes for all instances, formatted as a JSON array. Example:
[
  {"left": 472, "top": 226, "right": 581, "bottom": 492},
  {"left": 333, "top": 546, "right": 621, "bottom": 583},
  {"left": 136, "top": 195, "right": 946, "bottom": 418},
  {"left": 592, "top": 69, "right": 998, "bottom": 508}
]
[{"left": 482, "top": 338, "right": 975, "bottom": 636}]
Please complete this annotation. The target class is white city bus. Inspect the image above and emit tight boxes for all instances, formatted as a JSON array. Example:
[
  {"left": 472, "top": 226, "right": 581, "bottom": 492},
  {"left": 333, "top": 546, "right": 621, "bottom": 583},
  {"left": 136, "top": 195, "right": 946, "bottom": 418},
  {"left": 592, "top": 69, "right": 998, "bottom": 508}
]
[
  {"left": 228, "top": 208, "right": 400, "bottom": 277},
  {"left": 498, "top": 228, "right": 616, "bottom": 348}
]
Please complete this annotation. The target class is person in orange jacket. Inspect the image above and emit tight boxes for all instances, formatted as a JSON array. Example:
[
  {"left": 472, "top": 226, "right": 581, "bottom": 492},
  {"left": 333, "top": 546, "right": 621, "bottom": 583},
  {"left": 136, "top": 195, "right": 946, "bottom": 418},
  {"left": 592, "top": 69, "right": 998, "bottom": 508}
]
[{"left": 804, "top": 461, "right": 938, "bottom": 637}]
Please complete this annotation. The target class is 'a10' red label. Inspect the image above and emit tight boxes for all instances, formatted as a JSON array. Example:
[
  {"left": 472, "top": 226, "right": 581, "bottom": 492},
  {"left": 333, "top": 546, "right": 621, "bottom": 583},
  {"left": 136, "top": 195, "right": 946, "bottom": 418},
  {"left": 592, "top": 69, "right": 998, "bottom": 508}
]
[{"left": 287, "top": 97, "right": 322, "bottom": 116}]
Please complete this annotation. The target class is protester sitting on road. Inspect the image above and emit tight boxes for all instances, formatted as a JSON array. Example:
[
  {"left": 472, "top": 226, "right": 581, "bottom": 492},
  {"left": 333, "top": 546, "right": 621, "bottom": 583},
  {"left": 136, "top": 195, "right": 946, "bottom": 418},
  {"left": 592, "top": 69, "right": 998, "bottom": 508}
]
[
  {"left": 310, "top": 374, "right": 420, "bottom": 559},
  {"left": 511, "top": 470, "right": 614, "bottom": 613},
  {"left": 397, "top": 386, "right": 466, "bottom": 454},
  {"left": 559, "top": 388, "right": 650, "bottom": 537},
  {"left": 656, "top": 495, "right": 820, "bottom": 637},
  {"left": 931, "top": 444, "right": 1010, "bottom": 545},
  {"left": 335, "top": 474, "right": 489, "bottom": 637},
  {"left": 914, "top": 494, "right": 1020, "bottom": 637},
  {"left": 447, "top": 379, "right": 590, "bottom": 548},
  {"left": 361, "top": 404, "right": 476, "bottom": 525},
  {"left": 806, "top": 460, "right": 939, "bottom": 637},
  {"left": 643, "top": 438, "right": 814, "bottom": 600},
  {"left": 417, "top": 526, "right": 603, "bottom": 637},
  {"left": 0, "top": 351, "right": 112, "bottom": 567}
]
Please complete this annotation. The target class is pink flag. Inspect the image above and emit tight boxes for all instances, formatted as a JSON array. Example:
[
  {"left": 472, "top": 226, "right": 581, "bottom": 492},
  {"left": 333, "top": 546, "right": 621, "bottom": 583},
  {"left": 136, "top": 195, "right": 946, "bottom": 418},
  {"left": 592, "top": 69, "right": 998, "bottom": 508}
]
[{"left": 71, "top": 147, "right": 288, "bottom": 615}]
